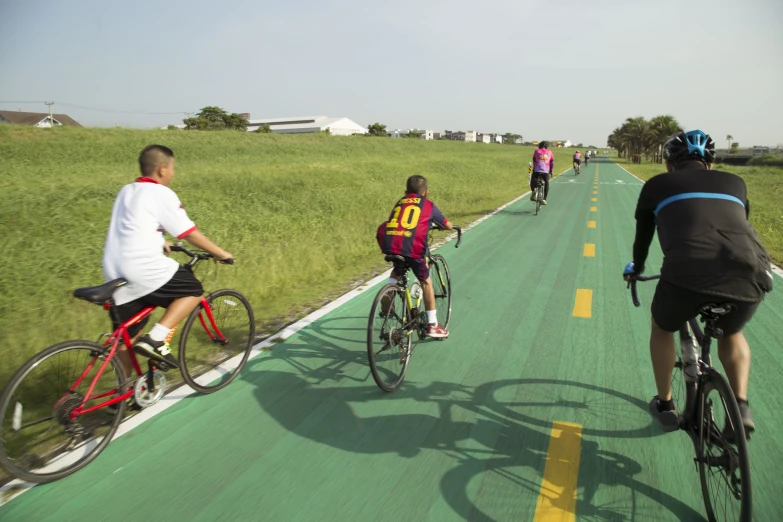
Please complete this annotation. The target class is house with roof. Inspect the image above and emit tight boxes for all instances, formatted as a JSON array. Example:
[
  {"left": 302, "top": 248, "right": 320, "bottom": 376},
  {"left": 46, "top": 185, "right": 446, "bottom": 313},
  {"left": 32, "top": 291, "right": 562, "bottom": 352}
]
[
  {"left": 246, "top": 116, "right": 367, "bottom": 135},
  {"left": 0, "top": 110, "right": 82, "bottom": 127}
]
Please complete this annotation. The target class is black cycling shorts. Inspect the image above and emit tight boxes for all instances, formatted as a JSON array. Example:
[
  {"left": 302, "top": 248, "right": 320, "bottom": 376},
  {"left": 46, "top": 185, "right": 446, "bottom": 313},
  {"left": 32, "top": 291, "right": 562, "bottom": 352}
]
[
  {"left": 391, "top": 256, "right": 429, "bottom": 282},
  {"left": 573, "top": 159, "right": 581, "bottom": 165},
  {"left": 651, "top": 279, "right": 760, "bottom": 335},
  {"left": 110, "top": 265, "right": 204, "bottom": 337}
]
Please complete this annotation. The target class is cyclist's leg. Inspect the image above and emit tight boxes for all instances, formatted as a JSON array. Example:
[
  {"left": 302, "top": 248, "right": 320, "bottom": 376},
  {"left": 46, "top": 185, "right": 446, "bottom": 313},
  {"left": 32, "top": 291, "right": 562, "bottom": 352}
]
[
  {"left": 111, "top": 299, "right": 149, "bottom": 376},
  {"left": 410, "top": 257, "right": 447, "bottom": 336},
  {"left": 715, "top": 301, "right": 759, "bottom": 402},
  {"left": 543, "top": 173, "right": 551, "bottom": 200}
]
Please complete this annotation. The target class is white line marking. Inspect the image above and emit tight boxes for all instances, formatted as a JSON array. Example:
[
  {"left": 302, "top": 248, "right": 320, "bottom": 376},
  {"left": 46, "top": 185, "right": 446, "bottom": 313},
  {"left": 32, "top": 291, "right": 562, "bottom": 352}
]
[{"left": 0, "top": 165, "right": 572, "bottom": 506}]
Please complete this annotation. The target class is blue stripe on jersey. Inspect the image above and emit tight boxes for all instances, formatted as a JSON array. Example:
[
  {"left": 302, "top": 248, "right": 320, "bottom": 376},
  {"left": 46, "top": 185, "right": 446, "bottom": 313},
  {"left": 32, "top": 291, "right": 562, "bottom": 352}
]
[{"left": 654, "top": 192, "right": 745, "bottom": 217}]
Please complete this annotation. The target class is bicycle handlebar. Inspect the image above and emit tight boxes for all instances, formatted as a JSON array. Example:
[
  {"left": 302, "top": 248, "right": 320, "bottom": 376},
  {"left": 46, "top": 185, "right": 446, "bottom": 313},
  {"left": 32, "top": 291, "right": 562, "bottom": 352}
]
[
  {"left": 170, "top": 243, "right": 235, "bottom": 265},
  {"left": 627, "top": 274, "right": 661, "bottom": 307},
  {"left": 430, "top": 223, "right": 462, "bottom": 248}
]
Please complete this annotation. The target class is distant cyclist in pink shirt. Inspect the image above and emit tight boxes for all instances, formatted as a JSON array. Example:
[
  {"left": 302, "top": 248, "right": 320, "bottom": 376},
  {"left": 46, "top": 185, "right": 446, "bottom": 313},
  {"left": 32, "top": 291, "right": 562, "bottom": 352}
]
[{"left": 530, "top": 141, "right": 554, "bottom": 204}]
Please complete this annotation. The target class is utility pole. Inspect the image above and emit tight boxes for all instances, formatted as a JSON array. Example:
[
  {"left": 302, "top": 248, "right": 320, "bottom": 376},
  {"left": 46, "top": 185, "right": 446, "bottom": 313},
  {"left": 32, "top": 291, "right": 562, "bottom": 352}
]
[{"left": 45, "top": 101, "right": 54, "bottom": 126}]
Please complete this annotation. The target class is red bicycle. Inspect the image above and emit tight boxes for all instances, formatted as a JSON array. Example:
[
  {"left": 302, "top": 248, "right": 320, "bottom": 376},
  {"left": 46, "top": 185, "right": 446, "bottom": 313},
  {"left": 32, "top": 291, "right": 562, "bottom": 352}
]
[{"left": 0, "top": 245, "right": 255, "bottom": 483}]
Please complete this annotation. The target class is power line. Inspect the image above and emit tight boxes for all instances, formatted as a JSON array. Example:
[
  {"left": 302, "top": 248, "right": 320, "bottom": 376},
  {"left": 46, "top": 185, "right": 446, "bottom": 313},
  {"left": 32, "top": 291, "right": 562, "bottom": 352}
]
[{"left": 0, "top": 100, "right": 190, "bottom": 115}]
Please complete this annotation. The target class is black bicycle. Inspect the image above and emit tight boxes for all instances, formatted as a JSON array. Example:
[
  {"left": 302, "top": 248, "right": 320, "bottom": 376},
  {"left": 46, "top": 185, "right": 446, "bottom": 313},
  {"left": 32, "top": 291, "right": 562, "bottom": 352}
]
[
  {"left": 629, "top": 275, "right": 751, "bottom": 522},
  {"left": 367, "top": 224, "right": 462, "bottom": 392},
  {"left": 532, "top": 175, "right": 546, "bottom": 215}
]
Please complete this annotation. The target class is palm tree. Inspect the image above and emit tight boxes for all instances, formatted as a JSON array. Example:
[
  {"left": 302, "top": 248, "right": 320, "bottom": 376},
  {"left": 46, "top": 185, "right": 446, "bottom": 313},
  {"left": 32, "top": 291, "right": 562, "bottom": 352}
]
[
  {"left": 726, "top": 134, "right": 734, "bottom": 152},
  {"left": 650, "top": 115, "right": 682, "bottom": 162}
]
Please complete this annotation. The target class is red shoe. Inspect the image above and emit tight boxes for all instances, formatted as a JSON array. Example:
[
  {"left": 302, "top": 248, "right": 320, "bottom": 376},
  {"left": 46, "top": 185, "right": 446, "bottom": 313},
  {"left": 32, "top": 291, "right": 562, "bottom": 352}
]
[{"left": 426, "top": 323, "right": 449, "bottom": 339}]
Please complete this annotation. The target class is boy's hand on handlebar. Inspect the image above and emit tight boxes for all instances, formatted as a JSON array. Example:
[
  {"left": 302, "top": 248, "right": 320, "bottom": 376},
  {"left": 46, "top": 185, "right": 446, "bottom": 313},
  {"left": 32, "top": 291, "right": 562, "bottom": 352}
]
[{"left": 163, "top": 240, "right": 173, "bottom": 254}]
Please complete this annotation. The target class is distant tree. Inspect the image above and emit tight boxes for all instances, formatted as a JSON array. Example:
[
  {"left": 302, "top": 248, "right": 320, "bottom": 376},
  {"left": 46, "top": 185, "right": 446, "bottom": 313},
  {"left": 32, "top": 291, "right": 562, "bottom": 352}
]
[
  {"left": 253, "top": 124, "right": 272, "bottom": 134},
  {"left": 406, "top": 130, "right": 421, "bottom": 138},
  {"left": 437, "top": 136, "right": 447, "bottom": 141},
  {"left": 503, "top": 132, "right": 522, "bottom": 144},
  {"left": 576, "top": 143, "right": 583, "bottom": 148},
  {"left": 726, "top": 134, "right": 734, "bottom": 151},
  {"left": 183, "top": 106, "right": 248, "bottom": 131},
  {"left": 167, "top": 125, "right": 179, "bottom": 131},
  {"left": 367, "top": 122, "right": 387, "bottom": 137},
  {"left": 730, "top": 142, "right": 739, "bottom": 154}
]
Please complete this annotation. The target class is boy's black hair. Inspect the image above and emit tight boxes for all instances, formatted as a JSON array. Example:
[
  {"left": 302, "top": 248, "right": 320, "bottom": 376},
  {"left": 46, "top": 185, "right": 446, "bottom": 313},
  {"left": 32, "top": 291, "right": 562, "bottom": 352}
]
[
  {"left": 406, "top": 175, "right": 428, "bottom": 194},
  {"left": 139, "top": 145, "right": 175, "bottom": 176}
]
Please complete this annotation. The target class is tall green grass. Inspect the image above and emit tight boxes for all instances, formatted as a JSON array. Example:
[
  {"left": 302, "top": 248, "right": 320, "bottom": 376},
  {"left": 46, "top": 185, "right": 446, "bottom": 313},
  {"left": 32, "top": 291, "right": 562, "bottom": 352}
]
[
  {"left": 614, "top": 156, "right": 783, "bottom": 264},
  {"left": 0, "top": 127, "right": 582, "bottom": 387}
]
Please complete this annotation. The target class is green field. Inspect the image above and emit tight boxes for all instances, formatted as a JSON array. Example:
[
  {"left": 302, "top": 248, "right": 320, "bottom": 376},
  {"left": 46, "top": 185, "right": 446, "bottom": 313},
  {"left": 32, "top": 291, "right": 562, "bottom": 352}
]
[
  {"left": 0, "top": 126, "right": 579, "bottom": 387},
  {"left": 614, "top": 156, "right": 783, "bottom": 265}
]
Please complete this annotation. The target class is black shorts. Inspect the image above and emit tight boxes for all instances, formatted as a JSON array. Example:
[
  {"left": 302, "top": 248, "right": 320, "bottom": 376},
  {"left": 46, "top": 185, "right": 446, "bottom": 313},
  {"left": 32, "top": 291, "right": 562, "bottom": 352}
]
[
  {"left": 651, "top": 279, "right": 760, "bottom": 334},
  {"left": 110, "top": 265, "right": 204, "bottom": 337},
  {"left": 573, "top": 159, "right": 581, "bottom": 165},
  {"left": 391, "top": 256, "right": 429, "bottom": 282}
]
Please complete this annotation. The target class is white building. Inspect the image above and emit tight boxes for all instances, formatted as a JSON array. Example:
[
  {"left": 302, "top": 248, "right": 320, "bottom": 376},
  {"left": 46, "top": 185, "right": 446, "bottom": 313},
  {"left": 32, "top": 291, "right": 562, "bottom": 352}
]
[
  {"left": 246, "top": 116, "right": 367, "bottom": 135},
  {"left": 388, "top": 129, "right": 434, "bottom": 139},
  {"left": 464, "top": 130, "right": 477, "bottom": 143}
]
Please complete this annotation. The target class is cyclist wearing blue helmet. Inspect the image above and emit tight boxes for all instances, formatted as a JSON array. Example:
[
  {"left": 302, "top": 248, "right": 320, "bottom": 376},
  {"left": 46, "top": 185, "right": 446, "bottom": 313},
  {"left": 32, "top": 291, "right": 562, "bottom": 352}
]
[{"left": 624, "top": 129, "right": 773, "bottom": 438}]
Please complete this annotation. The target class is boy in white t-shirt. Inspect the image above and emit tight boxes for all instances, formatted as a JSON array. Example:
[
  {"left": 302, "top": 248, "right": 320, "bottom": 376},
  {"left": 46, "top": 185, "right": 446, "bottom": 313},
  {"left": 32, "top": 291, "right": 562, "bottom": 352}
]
[{"left": 103, "top": 145, "right": 232, "bottom": 371}]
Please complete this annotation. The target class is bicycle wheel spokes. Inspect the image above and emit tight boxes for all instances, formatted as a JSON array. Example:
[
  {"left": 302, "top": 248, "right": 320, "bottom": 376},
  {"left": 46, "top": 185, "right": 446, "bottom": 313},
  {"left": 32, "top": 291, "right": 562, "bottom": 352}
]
[
  {"left": 367, "top": 284, "right": 411, "bottom": 392},
  {"left": 429, "top": 254, "right": 452, "bottom": 329},
  {"left": 698, "top": 375, "right": 752, "bottom": 521},
  {"left": 0, "top": 341, "right": 125, "bottom": 483},
  {"left": 179, "top": 289, "right": 255, "bottom": 394}
]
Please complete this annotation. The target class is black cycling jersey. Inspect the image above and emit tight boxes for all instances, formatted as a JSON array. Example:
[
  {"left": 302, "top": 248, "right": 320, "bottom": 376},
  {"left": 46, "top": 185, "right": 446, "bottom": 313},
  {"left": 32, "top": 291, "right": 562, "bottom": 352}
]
[{"left": 633, "top": 167, "right": 772, "bottom": 302}]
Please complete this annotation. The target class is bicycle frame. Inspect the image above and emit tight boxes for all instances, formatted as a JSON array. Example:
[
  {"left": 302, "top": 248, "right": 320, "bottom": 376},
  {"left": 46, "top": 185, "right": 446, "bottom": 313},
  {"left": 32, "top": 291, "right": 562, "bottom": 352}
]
[{"left": 66, "top": 295, "right": 225, "bottom": 420}]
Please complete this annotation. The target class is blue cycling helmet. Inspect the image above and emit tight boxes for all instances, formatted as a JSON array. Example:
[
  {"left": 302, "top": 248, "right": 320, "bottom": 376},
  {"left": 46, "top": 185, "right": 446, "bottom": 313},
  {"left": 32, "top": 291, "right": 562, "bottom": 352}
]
[{"left": 663, "top": 130, "right": 716, "bottom": 164}]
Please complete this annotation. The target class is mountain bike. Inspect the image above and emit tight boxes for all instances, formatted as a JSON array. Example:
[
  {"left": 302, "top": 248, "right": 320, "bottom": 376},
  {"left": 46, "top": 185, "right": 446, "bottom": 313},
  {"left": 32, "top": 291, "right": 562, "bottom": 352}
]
[
  {"left": 629, "top": 275, "right": 751, "bottom": 522},
  {"left": 0, "top": 245, "right": 255, "bottom": 483},
  {"left": 367, "top": 225, "right": 462, "bottom": 392}
]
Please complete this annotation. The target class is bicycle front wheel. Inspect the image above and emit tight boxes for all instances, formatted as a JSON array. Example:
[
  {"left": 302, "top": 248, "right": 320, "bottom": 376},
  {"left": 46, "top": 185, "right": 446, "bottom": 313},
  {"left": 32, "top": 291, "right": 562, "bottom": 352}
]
[
  {"left": 367, "top": 284, "right": 411, "bottom": 392},
  {"left": 179, "top": 289, "right": 256, "bottom": 394},
  {"left": 698, "top": 368, "right": 752, "bottom": 522},
  {"left": 0, "top": 340, "right": 126, "bottom": 483},
  {"left": 429, "top": 254, "right": 452, "bottom": 329}
]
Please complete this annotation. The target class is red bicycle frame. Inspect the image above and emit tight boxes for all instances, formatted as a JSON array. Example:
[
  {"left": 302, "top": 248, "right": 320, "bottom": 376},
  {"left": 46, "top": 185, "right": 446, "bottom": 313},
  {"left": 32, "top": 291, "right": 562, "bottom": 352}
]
[{"left": 65, "top": 295, "right": 225, "bottom": 420}]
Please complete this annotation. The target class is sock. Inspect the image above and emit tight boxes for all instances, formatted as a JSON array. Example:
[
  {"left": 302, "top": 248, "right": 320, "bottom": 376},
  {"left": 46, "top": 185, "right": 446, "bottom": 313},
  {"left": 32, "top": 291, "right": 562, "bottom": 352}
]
[
  {"left": 736, "top": 398, "right": 748, "bottom": 406},
  {"left": 657, "top": 397, "right": 675, "bottom": 412},
  {"left": 149, "top": 323, "right": 172, "bottom": 343},
  {"left": 387, "top": 277, "right": 398, "bottom": 285},
  {"left": 426, "top": 310, "right": 437, "bottom": 325}
]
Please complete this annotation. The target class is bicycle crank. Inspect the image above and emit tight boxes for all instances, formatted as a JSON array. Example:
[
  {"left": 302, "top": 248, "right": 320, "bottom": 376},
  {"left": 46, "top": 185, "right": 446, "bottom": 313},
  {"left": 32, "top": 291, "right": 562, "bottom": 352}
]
[{"left": 134, "top": 370, "right": 167, "bottom": 408}]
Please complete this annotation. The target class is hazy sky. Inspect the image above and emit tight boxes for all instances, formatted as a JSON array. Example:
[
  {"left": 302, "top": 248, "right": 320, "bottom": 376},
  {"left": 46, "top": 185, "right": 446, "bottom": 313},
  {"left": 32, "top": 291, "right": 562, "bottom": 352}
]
[{"left": 2, "top": 0, "right": 781, "bottom": 147}]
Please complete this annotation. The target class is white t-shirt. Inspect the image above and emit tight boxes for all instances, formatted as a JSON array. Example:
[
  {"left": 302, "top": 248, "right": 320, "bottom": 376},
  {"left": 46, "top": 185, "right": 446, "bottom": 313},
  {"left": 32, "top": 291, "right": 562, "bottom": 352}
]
[{"left": 102, "top": 177, "right": 197, "bottom": 305}]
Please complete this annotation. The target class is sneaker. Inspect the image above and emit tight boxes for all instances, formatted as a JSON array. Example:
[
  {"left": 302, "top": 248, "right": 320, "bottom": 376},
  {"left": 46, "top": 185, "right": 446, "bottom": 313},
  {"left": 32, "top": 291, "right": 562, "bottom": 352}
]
[
  {"left": 722, "top": 401, "right": 755, "bottom": 443},
  {"left": 648, "top": 396, "right": 679, "bottom": 432},
  {"left": 541, "top": 200, "right": 547, "bottom": 205},
  {"left": 133, "top": 334, "right": 179, "bottom": 369},
  {"left": 425, "top": 323, "right": 449, "bottom": 339}
]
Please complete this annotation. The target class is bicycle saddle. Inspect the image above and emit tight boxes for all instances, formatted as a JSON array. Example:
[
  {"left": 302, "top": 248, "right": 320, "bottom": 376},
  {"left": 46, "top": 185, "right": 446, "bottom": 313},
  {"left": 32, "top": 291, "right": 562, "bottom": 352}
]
[
  {"left": 73, "top": 278, "right": 128, "bottom": 304},
  {"left": 698, "top": 303, "right": 736, "bottom": 317},
  {"left": 385, "top": 255, "right": 407, "bottom": 264}
]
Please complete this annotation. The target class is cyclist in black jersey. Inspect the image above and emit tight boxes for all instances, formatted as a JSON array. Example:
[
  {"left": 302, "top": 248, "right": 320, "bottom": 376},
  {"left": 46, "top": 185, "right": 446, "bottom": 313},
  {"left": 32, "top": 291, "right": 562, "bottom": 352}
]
[{"left": 623, "top": 130, "right": 773, "bottom": 436}]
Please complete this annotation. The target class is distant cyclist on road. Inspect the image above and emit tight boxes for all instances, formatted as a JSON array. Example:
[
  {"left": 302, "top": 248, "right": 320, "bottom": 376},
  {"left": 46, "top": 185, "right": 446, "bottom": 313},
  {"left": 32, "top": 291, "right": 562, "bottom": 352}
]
[
  {"left": 623, "top": 129, "right": 773, "bottom": 437},
  {"left": 573, "top": 150, "right": 582, "bottom": 174},
  {"left": 584, "top": 150, "right": 591, "bottom": 166},
  {"left": 530, "top": 141, "right": 554, "bottom": 205},
  {"left": 377, "top": 175, "right": 454, "bottom": 338}
]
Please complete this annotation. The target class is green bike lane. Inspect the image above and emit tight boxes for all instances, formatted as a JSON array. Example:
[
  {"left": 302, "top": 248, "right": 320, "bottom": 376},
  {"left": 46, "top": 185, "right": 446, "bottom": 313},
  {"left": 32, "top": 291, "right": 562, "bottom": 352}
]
[{"left": 2, "top": 159, "right": 782, "bottom": 520}]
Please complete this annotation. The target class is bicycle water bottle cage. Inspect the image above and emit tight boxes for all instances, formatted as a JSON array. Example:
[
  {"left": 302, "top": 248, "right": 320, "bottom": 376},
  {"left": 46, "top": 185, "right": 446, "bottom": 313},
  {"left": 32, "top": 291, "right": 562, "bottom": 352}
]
[{"left": 73, "top": 278, "right": 128, "bottom": 305}]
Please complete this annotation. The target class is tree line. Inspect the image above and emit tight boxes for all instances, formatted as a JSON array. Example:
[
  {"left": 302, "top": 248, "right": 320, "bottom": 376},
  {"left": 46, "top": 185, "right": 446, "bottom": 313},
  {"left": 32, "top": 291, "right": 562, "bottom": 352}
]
[{"left": 607, "top": 115, "right": 682, "bottom": 164}]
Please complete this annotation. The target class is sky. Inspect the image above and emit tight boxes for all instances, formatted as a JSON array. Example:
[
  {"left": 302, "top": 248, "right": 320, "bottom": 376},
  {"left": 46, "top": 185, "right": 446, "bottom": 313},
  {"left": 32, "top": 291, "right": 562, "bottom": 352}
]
[{"left": 1, "top": 0, "right": 781, "bottom": 147}]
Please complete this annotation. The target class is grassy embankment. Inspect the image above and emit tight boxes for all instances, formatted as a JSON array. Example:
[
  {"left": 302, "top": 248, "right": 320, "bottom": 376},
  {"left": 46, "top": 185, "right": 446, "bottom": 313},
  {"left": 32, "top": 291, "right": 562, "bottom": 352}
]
[
  {"left": 613, "top": 156, "right": 783, "bottom": 265},
  {"left": 0, "top": 126, "right": 582, "bottom": 387}
]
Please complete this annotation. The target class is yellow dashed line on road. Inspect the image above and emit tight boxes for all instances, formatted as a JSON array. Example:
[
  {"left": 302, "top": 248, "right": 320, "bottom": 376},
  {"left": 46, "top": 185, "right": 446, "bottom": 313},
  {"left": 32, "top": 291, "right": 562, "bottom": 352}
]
[
  {"left": 591, "top": 198, "right": 597, "bottom": 202},
  {"left": 587, "top": 220, "right": 596, "bottom": 228},
  {"left": 572, "top": 289, "right": 592, "bottom": 317},
  {"left": 590, "top": 206, "right": 597, "bottom": 212},
  {"left": 533, "top": 421, "right": 583, "bottom": 522},
  {"left": 583, "top": 243, "right": 595, "bottom": 257}
]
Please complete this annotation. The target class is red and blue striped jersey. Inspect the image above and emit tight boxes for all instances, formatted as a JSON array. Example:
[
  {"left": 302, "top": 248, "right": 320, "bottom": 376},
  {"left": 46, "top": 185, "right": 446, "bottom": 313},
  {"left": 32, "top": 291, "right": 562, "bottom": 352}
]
[{"left": 377, "top": 193, "right": 447, "bottom": 258}]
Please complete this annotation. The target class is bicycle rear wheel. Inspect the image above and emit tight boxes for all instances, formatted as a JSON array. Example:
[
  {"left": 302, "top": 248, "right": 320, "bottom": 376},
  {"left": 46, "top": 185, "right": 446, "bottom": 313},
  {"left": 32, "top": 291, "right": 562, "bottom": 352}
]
[
  {"left": 429, "top": 254, "right": 452, "bottom": 329},
  {"left": 0, "top": 340, "right": 126, "bottom": 483},
  {"left": 698, "top": 369, "right": 752, "bottom": 521},
  {"left": 179, "top": 289, "right": 255, "bottom": 394},
  {"left": 367, "top": 284, "right": 411, "bottom": 392}
]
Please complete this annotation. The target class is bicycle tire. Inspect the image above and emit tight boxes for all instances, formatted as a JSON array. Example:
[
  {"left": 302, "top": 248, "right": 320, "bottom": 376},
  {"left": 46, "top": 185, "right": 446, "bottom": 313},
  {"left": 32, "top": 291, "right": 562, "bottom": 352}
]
[
  {"left": 179, "top": 289, "right": 255, "bottom": 394},
  {"left": 367, "top": 284, "right": 411, "bottom": 392},
  {"left": 429, "top": 254, "right": 452, "bottom": 329},
  {"left": 697, "top": 368, "right": 752, "bottom": 522},
  {"left": 0, "top": 340, "right": 126, "bottom": 483}
]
